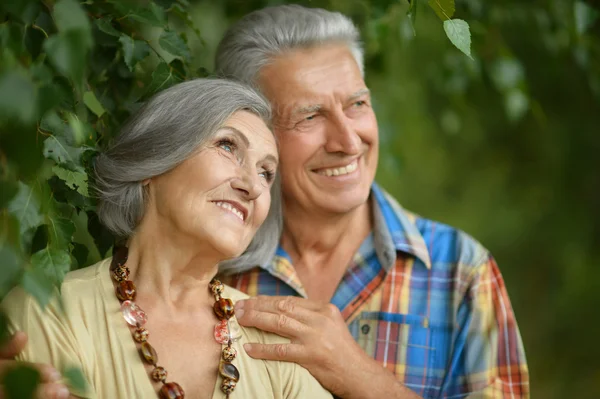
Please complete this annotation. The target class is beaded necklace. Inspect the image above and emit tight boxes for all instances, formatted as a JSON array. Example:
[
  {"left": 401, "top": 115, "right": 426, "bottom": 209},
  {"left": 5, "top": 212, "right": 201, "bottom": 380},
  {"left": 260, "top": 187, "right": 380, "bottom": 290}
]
[{"left": 110, "top": 247, "right": 241, "bottom": 398}]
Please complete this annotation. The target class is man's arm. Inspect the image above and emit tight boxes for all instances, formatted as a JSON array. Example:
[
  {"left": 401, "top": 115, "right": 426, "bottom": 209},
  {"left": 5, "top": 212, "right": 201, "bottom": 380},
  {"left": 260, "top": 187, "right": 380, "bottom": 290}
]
[
  {"left": 0, "top": 332, "right": 71, "bottom": 399},
  {"left": 443, "top": 255, "right": 529, "bottom": 398},
  {"left": 234, "top": 296, "right": 421, "bottom": 399}
]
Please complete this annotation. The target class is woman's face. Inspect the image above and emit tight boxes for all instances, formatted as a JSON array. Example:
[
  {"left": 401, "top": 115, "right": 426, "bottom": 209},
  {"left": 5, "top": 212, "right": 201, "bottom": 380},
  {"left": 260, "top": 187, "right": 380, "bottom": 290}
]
[{"left": 147, "top": 111, "right": 278, "bottom": 260}]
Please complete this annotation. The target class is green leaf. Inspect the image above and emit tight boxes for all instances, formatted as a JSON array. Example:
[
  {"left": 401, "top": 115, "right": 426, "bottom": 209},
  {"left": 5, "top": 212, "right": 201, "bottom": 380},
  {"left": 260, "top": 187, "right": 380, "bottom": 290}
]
[
  {"left": 129, "top": 2, "right": 167, "bottom": 27},
  {"left": 119, "top": 35, "right": 151, "bottom": 72},
  {"left": 71, "top": 242, "right": 89, "bottom": 268},
  {"left": 0, "top": 311, "right": 9, "bottom": 348},
  {"left": 43, "top": 135, "right": 88, "bottom": 170},
  {"left": 0, "top": 180, "right": 19, "bottom": 208},
  {"left": 443, "top": 19, "right": 473, "bottom": 59},
  {"left": 31, "top": 246, "right": 71, "bottom": 287},
  {"left": 21, "top": 266, "right": 55, "bottom": 308},
  {"left": 83, "top": 91, "right": 106, "bottom": 117},
  {"left": 1, "top": 364, "right": 41, "bottom": 399},
  {"left": 95, "top": 18, "right": 121, "bottom": 37},
  {"left": 0, "top": 72, "right": 38, "bottom": 126},
  {"left": 428, "top": 0, "right": 455, "bottom": 21},
  {"left": 7, "top": 182, "right": 44, "bottom": 247},
  {"left": 53, "top": 0, "right": 91, "bottom": 33},
  {"left": 0, "top": 239, "right": 23, "bottom": 298},
  {"left": 63, "top": 367, "right": 88, "bottom": 394},
  {"left": 146, "top": 61, "right": 182, "bottom": 94},
  {"left": 52, "top": 165, "right": 89, "bottom": 196},
  {"left": 159, "top": 30, "right": 191, "bottom": 61},
  {"left": 168, "top": 3, "right": 201, "bottom": 38},
  {"left": 407, "top": 0, "right": 417, "bottom": 36},
  {"left": 44, "top": 30, "right": 91, "bottom": 84},
  {"left": 575, "top": 1, "right": 599, "bottom": 35},
  {"left": 46, "top": 212, "right": 76, "bottom": 248}
]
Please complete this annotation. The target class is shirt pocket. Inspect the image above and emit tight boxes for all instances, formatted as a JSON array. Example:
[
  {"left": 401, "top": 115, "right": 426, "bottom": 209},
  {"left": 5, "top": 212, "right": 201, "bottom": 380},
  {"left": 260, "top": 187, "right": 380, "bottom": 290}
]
[{"left": 354, "top": 311, "right": 447, "bottom": 399}]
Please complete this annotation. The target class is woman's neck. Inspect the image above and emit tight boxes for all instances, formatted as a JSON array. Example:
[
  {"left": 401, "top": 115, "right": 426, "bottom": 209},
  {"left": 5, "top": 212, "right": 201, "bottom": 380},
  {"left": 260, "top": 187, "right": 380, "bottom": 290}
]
[{"left": 124, "top": 218, "right": 219, "bottom": 314}]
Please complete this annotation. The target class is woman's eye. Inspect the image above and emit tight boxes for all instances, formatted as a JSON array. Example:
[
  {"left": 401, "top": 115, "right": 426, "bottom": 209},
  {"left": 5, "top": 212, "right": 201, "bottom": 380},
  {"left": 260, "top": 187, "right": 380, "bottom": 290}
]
[
  {"left": 258, "top": 169, "right": 275, "bottom": 182},
  {"left": 217, "top": 139, "right": 235, "bottom": 153}
]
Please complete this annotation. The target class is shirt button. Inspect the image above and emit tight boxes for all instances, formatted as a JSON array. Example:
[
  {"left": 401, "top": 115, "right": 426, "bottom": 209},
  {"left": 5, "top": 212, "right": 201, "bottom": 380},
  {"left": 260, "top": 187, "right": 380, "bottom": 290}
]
[{"left": 361, "top": 324, "right": 370, "bottom": 335}]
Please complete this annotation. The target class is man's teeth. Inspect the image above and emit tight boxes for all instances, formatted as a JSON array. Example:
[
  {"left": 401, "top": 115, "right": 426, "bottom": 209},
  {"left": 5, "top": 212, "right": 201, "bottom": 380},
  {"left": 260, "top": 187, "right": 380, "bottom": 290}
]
[
  {"left": 319, "top": 161, "right": 358, "bottom": 177},
  {"left": 214, "top": 201, "right": 244, "bottom": 221}
]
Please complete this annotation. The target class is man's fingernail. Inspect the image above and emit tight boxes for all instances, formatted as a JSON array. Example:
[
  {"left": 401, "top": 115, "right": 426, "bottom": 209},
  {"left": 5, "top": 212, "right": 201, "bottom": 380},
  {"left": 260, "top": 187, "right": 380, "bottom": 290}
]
[
  {"left": 49, "top": 368, "right": 61, "bottom": 382},
  {"left": 235, "top": 308, "right": 244, "bottom": 318},
  {"left": 235, "top": 300, "right": 245, "bottom": 310},
  {"left": 57, "top": 385, "right": 70, "bottom": 399}
]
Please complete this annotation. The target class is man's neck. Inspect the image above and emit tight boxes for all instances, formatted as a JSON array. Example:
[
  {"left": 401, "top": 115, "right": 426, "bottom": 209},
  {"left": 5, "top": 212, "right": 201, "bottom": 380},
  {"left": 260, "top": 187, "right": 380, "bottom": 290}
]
[{"left": 280, "top": 199, "right": 373, "bottom": 300}]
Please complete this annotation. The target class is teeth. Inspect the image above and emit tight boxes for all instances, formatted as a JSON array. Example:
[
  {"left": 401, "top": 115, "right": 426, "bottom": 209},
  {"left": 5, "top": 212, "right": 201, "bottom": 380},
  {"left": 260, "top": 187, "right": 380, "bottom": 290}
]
[
  {"left": 319, "top": 160, "right": 357, "bottom": 177},
  {"left": 214, "top": 201, "right": 244, "bottom": 221}
]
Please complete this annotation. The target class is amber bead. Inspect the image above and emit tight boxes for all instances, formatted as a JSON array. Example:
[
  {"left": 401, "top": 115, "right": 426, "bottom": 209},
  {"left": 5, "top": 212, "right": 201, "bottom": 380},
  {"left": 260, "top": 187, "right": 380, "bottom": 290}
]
[
  {"left": 159, "top": 382, "right": 185, "bottom": 399},
  {"left": 213, "top": 298, "right": 234, "bottom": 320},
  {"left": 210, "top": 279, "right": 224, "bottom": 296},
  {"left": 116, "top": 280, "right": 136, "bottom": 301},
  {"left": 111, "top": 246, "right": 129, "bottom": 268},
  {"left": 221, "top": 378, "right": 237, "bottom": 394},
  {"left": 152, "top": 366, "right": 168, "bottom": 382},
  {"left": 134, "top": 328, "right": 149, "bottom": 343},
  {"left": 222, "top": 346, "right": 237, "bottom": 362},
  {"left": 112, "top": 265, "right": 130, "bottom": 282},
  {"left": 219, "top": 361, "right": 240, "bottom": 382},
  {"left": 141, "top": 342, "right": 158, "bottom": 364}
]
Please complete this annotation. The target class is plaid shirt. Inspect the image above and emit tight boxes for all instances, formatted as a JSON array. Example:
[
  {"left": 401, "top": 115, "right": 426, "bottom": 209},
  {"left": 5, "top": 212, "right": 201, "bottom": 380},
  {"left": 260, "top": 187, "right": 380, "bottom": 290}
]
[{"left": 223, "top": 183, "right": 529, "bottom": 398}]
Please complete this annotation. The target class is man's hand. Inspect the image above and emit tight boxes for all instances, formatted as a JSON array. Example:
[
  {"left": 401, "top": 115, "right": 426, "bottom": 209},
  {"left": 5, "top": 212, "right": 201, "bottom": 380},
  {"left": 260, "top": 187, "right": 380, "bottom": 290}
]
[
  {"left": 235, "top": 296, "right": 420, "bottom": 399},
  {"left": 0, "top": 332, "right": 70, "bottom": 399}
]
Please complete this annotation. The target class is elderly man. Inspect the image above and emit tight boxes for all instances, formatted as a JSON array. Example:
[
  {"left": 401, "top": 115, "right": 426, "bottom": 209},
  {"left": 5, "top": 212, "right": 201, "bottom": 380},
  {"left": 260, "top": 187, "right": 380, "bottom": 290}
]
[
  {"left": 0, "top": 5, "right": 528, "bottom": 399},
  {"left": 215, "top": 4, "right": 529, "bottom": 399}
]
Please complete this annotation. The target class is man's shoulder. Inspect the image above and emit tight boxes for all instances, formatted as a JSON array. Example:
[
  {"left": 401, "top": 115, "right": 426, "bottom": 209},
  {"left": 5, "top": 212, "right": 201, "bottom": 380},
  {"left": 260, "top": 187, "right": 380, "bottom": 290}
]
[{"left": 379, "top": 188, "right": 490, "bottom": 269}]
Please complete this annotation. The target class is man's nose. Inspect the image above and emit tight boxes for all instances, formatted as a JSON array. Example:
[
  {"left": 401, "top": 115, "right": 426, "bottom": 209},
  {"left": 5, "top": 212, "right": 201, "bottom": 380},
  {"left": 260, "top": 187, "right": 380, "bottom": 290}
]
[{"left": 324, "top": 113, "right": 361, "bottom": 154}]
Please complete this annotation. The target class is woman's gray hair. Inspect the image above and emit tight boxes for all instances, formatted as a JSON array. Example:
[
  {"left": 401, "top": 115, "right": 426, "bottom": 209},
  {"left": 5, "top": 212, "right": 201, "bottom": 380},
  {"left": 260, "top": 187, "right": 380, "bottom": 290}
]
[
  {"left": 215, "top": 4, "right": 363, "bottom": 86},
  {"left": 94, "top": 78, "right": 282, "bottom": 272}
]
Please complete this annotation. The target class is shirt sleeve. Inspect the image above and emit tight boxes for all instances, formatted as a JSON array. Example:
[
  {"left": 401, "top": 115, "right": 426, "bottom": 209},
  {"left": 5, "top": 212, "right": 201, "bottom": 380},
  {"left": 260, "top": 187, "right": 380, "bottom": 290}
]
[
  {"left": 442, "top": 254, "right": 530, "bottom": 398},
  {"left": 1, "top": 287, "right": 94, "bottom": 398}
]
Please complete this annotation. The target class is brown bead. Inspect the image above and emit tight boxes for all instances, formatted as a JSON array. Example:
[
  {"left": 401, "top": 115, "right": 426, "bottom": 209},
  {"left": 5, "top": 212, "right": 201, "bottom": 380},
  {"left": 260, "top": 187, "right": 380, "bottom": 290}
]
[
  {"left": 116, "top": 280, "right": 136, "bottom": 301},
  {"left": 220, "top": 378, "right": 237, "bottom": 394},
  {"left": 112, "top": 265, "right": 130, "bottom": 282},
  {"left": 219, "top": 361, "right": 240, "bottom": 382},
  {"left": 222, "top": 346, "right": 237, "bottom": 362},
  {"left": 213, "top": 298, "right": 234, "bottom": 320},
  {"left": 159, "top": 382, "right": 185, "bottom": 399},
  {"left": 210, "top": 279, "right": 224, "bottom": 296},
  {"left": 141, "top": 342, "right": 158, "bottom": 364},
  {"left": 133, "top": 328, "right": 149, "bottom": 343},
  {"left": 111, "top": 246, "right": 129, "bottom": 268},
  {"left": 152, "top": 366, "right": 167, "bottom": 382}
]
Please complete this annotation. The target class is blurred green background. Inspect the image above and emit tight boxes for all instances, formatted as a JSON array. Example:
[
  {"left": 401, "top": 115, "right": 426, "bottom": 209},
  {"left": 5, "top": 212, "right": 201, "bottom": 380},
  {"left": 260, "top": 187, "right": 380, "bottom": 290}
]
[{"left": 1, "top": 0, "right": 599, "bottom": 397}]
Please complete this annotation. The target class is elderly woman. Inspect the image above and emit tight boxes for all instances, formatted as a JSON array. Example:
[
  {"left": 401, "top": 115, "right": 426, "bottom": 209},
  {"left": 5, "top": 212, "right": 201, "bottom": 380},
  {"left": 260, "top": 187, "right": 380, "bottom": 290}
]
[{"left": 2, "top": 79, "right": 331, "bottom": 399}]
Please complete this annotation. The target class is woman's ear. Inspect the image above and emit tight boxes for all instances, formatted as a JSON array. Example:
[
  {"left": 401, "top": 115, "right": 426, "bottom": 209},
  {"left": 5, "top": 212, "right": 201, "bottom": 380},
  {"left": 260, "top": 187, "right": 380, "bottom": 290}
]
[{"left": 142, "top": 178, "right": 151, "bottom": 186}]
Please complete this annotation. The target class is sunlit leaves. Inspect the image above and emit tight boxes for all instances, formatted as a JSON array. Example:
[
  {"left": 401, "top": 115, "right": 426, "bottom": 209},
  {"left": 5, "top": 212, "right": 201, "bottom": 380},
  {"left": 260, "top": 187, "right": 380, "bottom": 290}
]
[
  {"left": 0, "top": 72, "right": 37, "bottom": 126},
  {"left": 147, "top": 62, "right": 182, "bottom": 94},
  {"left": 7, "top": 182, "right": 44, "bottom": 249},
  {"left": 52, "top": 165, "right": 89, "bottom": 197},
  {"left": 21, "top": 267, "right": 55, "bottom": 309},
  {"left": 443, "top": 19, "right": 473, "bottom": 59},
  {"left": 83, "top": 91, "right": 106, "bottom": 118},
  {"left": 31, "top": 247, "right": 71, "bottom": 288}
]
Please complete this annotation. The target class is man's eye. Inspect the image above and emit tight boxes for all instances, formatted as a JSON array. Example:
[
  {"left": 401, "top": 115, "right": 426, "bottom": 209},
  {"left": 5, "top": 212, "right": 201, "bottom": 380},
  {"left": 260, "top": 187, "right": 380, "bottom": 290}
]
[
  {"left": 354, "top": 100, "right": 366, "bottom": 107},
  {"left": 305, "top": 115, "right": 316, "bottom": 121}
]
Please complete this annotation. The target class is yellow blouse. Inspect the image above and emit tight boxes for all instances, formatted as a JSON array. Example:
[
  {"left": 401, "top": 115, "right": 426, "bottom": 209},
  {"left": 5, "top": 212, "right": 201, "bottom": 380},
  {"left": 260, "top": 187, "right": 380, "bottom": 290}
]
[{"left": 2, "top": 259, "right": 331, "bottom": 399}]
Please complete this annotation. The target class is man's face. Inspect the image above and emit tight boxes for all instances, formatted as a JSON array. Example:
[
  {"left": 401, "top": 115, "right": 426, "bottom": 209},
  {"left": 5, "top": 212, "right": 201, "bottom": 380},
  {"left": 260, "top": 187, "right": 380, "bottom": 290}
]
[{"left": 258, "top": 44, "right": 379, "bottom": 216}]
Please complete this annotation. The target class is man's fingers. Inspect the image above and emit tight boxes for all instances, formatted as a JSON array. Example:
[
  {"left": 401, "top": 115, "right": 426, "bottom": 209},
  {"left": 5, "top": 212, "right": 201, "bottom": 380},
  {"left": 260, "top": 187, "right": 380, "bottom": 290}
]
[
  {"left": 243, "top": 342, "right": 306, "bottom": 363},
  {"left": 236, "top": 296, "right": 326, "bottom": 324},
  {"left": 236, "top": 308, "right": 308, "bottom": 338},
  {"left": 0, "top": 332, "right": 27, "bottom": 359},
  {"left": 36, "top": 382, "right": 70, "bottom": 399}
]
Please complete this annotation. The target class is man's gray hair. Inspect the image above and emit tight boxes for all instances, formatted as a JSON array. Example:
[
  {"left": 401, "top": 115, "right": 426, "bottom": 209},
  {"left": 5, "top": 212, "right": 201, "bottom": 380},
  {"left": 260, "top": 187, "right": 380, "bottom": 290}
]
[
  {"left": 215, "top": 4, "right": 363, "bottom": 86},
  {"left": 94, "top": 78, "right": 282, "bottom": 272}
]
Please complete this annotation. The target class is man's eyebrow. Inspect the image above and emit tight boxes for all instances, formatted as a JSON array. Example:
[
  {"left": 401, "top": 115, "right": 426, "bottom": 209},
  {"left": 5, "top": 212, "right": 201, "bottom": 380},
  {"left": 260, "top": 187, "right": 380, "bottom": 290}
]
[
  {"left": 347, "top": 88, "right": 370, "bottom": 101},
  {"left": 293, "top": 104, "right": 322, "bottom": 114}
]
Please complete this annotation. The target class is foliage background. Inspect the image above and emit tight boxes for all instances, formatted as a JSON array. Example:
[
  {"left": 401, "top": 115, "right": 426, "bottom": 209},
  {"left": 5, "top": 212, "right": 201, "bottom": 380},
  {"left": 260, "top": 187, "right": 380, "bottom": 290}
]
[{"left": 1, "top": 0, "right": 599, "bottom": 397}]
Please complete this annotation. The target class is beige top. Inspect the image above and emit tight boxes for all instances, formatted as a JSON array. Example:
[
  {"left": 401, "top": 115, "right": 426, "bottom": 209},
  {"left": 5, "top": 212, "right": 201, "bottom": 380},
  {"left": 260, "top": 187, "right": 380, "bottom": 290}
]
[{"left": 2, "top": 259, "right": 331, "bottom": 399}]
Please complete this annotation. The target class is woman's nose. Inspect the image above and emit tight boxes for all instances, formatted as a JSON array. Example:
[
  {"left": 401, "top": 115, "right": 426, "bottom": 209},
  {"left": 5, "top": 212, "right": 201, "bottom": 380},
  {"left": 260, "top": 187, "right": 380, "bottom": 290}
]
[{"left": 230, "top": 169, "right": 262, "bottom": 200}]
